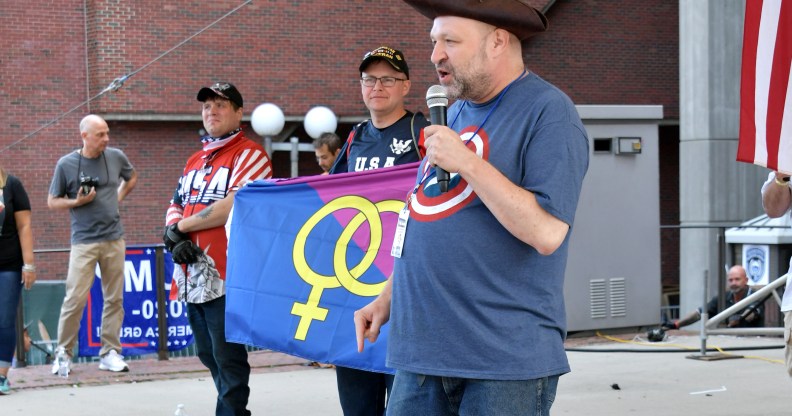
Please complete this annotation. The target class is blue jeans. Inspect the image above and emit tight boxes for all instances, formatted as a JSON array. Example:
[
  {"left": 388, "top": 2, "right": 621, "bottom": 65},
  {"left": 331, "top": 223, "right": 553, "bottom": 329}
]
[
  {"left": 0, "top": 270, "right": 22, "bottom": 368},
  {"left": 386, "top": 370, "right": 559, "bottom": 416},
  {"left": 187, "top": 296, "right": 251, "bottom": 416},
  {"left": 336, "top": 366, "right": 394, "bottom": 416}
]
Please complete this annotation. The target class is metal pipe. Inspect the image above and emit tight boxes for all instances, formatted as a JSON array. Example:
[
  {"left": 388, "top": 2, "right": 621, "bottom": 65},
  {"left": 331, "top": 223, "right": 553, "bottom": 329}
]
[
  {"left": 699, "top": 270, "right": 708, "bottom": 355},
  {"left": 290, "top": 136, "right": 299, "bottom": 177},
  {"left": 14, "top": 301, "right": 26, "bottom": 367},
  {"left": 706, "top": 327, "right": 784, "bottom": 336},
  {"left": 264, "top": 136, "right": 272, "bottom": 159},
  {"left": 155, "top": 246, "right": 169, "bottom": 361}
]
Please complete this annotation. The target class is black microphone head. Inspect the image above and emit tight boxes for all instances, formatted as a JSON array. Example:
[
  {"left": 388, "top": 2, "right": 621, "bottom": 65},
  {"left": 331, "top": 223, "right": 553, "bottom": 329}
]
[{"left": 426, "top": 85, "right": 448, "bottom": 108}]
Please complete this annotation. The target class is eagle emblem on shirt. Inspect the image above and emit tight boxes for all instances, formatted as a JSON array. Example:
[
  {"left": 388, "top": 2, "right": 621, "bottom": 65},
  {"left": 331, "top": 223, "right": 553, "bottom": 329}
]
[{"left": 390, "top": 138, "right": 413, "bottom": 155}]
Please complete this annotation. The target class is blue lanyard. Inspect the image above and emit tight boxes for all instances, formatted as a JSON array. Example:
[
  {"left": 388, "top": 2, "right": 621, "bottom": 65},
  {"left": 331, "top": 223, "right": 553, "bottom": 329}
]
[
  {"left": 449, "top": 68, "right": 527, "bottom": 146},
  {"left": 412, "top": 69, "right": 528, "bottom": 195}
]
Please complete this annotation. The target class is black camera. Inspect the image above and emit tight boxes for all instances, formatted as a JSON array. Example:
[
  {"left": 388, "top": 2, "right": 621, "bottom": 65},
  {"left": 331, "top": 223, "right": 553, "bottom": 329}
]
[{"left": 79, "top": 172, "right": 99, "bottom": 195}]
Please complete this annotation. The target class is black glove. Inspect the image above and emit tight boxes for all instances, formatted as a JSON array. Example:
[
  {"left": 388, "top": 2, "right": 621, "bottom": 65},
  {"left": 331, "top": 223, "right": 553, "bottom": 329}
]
[
  {"left": 163, "top": 223, "right": 190, "bottom": 252},
  {"left": 740, "top": 305, "right": 759, "bottom": 322},
  {"left": 171, "top": 240, "right": 203, "bottom": 264}
]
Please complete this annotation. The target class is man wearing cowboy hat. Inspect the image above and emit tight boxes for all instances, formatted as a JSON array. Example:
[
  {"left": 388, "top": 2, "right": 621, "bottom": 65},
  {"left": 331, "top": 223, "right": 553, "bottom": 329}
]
[{"left": 354, "top": 1, "right": 589, "bottom": 414}]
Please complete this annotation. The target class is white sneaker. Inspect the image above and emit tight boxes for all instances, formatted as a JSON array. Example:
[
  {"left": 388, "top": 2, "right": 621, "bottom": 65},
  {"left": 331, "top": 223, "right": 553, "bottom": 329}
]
[
  {"left": 98, "top": 350, "right": 129, "bottom": 372},
  {"left": 51, "top": 348, "right": 71, "bottom": 377}
]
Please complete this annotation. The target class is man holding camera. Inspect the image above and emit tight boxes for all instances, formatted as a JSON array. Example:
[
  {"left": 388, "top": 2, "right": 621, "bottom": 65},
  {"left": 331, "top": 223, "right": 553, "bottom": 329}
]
[
  {"left": 163, "top": 82, "right": 272, "bottom": 416},
  {"left": 48, "top": 114, "right": 137, "bottom": 375}
]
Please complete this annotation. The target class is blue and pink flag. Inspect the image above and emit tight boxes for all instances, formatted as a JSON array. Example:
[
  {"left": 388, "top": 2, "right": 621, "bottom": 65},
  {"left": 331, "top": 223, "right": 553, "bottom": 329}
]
[{"left": 225, "top": 163, "right": 419, "bottom": 373}]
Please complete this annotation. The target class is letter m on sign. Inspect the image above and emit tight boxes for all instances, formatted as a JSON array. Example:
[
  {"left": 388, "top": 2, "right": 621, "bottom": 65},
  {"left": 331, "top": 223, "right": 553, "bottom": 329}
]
[{"left": 737, "top": 0, "right": 792, "bottom": 174}]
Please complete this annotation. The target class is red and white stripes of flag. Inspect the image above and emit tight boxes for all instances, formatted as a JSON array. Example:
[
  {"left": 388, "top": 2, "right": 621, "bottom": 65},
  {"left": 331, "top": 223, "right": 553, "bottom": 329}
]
[{"left": 738, "top": 0, "right": 792, "bottom": 174}]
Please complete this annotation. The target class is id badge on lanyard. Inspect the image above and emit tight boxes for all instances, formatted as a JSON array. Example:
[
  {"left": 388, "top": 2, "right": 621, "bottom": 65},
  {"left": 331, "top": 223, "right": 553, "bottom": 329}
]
[{"left": 391, "top": 205, "right": 410, "bottom": 258}]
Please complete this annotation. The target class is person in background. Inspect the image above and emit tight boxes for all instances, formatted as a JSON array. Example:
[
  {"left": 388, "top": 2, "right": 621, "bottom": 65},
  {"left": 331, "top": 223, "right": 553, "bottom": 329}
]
[
  {"left": 0, "top": 164, "right": 35, "bottom": 394},
  {"left": 354, "top": 2, "right": 589, "bottom": 415},
  {"left": 761, "top": 170, "right": 792, "bottom": 377},
  {"left": 48, "top": 114, "right": 137, "bottom": 376},
  {"left": 313, "top": 132, "right": 342, "bottom": 175},
  {"left": 330, "top": 45, "right": 429, "bottom": 416},
  {"left": 163, "top": 82, "right": 273, "bottom": 416},
  {"left": 663, "top": 265, "right": 764, "bottom": 330}
]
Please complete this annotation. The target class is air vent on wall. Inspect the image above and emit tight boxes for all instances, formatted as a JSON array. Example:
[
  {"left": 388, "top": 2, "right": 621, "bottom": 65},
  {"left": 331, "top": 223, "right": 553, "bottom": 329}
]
[
  {"left": 610, "top": 277, "right": 627, "bottom": 317},
  {"left": 590, "top": 279, "right": 607, "bottom": 319}
]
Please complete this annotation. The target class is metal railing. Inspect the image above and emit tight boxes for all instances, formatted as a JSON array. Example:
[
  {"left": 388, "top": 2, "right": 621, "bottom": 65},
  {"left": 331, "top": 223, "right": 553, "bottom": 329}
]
[
  {"left": 12, "top": 245, "right": 244, "bottom": 368},
  {"left": 661, "top": 221, "right": 791, "bottom": 325},
  {"left": 704, "top": 273, "right": 787, "bottom": 336}
]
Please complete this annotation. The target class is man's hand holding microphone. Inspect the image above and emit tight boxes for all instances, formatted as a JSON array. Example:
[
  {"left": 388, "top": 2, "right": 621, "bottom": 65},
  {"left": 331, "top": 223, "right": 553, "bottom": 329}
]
[{"left": 425, "top": 85, "right": 477, "bottom": 192}]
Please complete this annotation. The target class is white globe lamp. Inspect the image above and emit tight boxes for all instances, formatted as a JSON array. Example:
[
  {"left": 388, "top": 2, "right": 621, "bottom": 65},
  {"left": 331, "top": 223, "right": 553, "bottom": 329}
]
[
  {"left": 251, "top": 103, "right": 285, "bottom": 137},
  {"left": 304, "top": 106, "right": 337, "bottom": 139}
]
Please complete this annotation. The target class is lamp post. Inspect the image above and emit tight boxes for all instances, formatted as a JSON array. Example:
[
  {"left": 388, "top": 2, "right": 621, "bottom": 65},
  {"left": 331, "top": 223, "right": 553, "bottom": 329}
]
[
  {"left": 302, "top": 106, "right": 338, "bottom": 177},
  {"left": 251, "top": 103, "right": 285, "bottom": 158},
  {"left": 252, "top": 104, "right": 337, "bottom": 177},
  {"left": 303, "top": 106, "right": 338, "bottom": 141}
]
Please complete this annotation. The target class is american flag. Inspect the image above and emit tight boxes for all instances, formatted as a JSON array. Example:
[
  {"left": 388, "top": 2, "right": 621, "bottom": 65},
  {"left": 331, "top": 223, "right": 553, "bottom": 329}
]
[{"left": 737, "top": 0, "right": 792, "bottom": 175}]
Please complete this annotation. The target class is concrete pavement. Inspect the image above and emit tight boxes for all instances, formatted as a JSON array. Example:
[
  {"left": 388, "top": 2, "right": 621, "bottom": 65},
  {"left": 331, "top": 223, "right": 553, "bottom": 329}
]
[
  {"left": 2, "top": 333, "right": 787, "bottom": 415},
  {"left": 557, "top": 334, "right": 788, "bottom": 416}
]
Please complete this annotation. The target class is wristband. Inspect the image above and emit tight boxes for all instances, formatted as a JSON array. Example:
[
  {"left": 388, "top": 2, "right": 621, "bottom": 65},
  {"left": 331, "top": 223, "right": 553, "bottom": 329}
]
[
  {"left": 775, "top": 176, "right": 790, "bottom": 187},
  {"left": 22, "top": 264, "right": 36, "bottom": 273}
]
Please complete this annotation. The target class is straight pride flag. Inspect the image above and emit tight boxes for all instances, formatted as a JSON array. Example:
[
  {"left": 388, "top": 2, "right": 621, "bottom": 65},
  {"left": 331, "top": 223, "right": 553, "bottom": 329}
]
[
  {"left": 738, "top": 0, "right": 792, "bottom": 174},
  {"left": 225, "top": 163, "right": 418, "bottom": 373}
]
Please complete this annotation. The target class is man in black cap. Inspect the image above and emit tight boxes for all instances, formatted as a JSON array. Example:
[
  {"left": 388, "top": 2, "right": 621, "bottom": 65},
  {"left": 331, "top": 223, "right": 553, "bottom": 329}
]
[
  {"left": 163, "top": 82, "right": 273, "bottom": 416},
  {"left": 330, "top": 45, "right": 429, "bottom": 416},
  {"left": 354, "top": 2, "right": 589, "bottom": 415},
  {"left": 329, "top": 46, "right": 428, "bottom": 174}
]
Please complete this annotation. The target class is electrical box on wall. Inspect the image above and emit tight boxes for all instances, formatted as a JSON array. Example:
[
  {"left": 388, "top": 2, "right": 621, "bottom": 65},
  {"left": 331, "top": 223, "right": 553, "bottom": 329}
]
[
  {"left": 565, "top": 105, "right": 662, "bottom": 332},
  {"left": 616, "top": 137, "right": 642, "bottom": 154}
]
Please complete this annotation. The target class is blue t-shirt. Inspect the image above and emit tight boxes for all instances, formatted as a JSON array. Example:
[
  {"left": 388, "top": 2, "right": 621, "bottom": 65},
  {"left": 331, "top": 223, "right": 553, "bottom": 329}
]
[
  {"left": 388, "top": 72, "right": 589, "bottom": 380},
  {"left": 330, "top": 112, "right": 428, "bottom": 173}
]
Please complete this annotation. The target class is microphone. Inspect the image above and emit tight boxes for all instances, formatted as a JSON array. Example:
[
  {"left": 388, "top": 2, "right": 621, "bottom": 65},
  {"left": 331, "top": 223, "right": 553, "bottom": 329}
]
[{"left": 426, "top": 85, "right": 449, "bottom": 192}]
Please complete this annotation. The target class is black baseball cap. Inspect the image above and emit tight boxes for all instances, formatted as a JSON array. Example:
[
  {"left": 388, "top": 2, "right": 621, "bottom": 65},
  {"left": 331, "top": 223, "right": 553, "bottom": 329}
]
[
  {"left": 359, "top": 46, "right": 410, "bottom": 79},
  {"left": 197, "top": 82, "right": 244, "bottom": 108}
]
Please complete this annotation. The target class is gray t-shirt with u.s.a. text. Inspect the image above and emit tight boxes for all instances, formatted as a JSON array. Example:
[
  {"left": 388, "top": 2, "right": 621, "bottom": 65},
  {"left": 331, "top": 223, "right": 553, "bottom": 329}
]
[{"left": 49, "top": 147, "right": 134, "bottom": 244}]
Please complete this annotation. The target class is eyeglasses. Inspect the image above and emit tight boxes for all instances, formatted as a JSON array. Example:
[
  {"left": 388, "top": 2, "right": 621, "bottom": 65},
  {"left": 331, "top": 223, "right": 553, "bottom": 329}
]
[{"left": 360, "top": 76, "right": 407, "bottom": 88}]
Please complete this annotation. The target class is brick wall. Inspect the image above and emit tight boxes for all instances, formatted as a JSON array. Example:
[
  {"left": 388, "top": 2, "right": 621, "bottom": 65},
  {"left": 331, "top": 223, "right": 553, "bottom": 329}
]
[
  {"left": 1, "top": 0, "right": 679, "bottom": 281},
  {"left": 527, "top": 0, "right": 680, "bottom": 118}
]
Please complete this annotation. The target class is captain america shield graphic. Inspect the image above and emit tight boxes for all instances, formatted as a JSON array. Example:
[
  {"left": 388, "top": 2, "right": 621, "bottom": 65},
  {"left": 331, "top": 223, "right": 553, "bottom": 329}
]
[{"left": 410, "top": 126, "right": 490, "bottom": 222}]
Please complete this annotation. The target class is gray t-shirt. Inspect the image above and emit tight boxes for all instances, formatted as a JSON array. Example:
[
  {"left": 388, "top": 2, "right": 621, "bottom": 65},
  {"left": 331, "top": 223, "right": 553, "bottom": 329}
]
[{"left": 49, "top": 147, "right": 135, "bottom": 244}]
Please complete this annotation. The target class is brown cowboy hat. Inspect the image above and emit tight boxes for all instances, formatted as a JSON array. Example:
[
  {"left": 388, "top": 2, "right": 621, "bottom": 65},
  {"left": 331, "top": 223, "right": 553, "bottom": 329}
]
[{"left": 402, "top": 0, "right": 548, "bottom": 40}]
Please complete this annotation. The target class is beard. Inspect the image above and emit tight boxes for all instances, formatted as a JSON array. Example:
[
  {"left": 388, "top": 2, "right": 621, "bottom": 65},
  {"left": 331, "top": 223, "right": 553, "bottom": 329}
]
[
  {"left": 439, "top": 46, "right": 492, "bottom": 101},
  {"left": 448, "top": 71, "right": 492, "bottom": 101}
]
